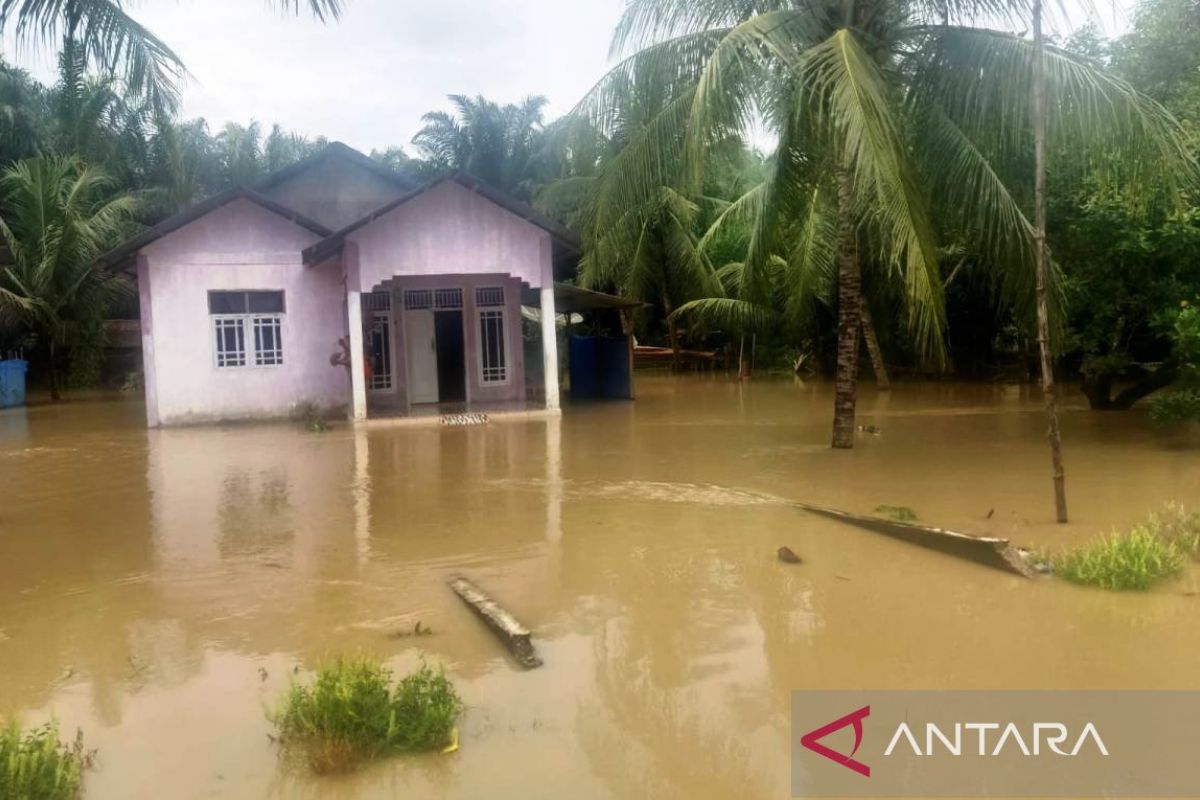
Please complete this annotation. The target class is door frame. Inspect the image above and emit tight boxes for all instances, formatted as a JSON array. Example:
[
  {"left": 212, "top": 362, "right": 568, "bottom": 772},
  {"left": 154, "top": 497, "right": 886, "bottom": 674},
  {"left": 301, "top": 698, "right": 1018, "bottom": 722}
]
[{"left": 399, "top": 285, "right": 471, "bottom": 408}]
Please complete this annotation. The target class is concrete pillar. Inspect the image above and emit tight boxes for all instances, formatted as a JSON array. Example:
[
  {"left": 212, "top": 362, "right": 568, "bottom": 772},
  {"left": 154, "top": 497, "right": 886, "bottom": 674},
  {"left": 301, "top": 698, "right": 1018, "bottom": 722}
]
[
  {"left": 347, "top": 289, "right": 367, "bottom": 421},
  {"left": 353, "top": 427, "right": 371, "bottom": 564},
  {"left": 540, "top": 285, "right": 560, "bottom": 411},
  {"left": 135, "top": 255, "right": 160, "bottom": 427}
]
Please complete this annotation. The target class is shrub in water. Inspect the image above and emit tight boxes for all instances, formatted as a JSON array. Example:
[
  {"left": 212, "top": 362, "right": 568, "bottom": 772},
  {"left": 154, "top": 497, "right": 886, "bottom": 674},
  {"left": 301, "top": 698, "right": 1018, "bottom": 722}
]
[
  {"left": 1149, "top": 389, "right": 1200, "bottom": 428},
  {"left": 1052, "top": 527, "right": 1184, "bottom": 591},
  {"left": 0, "top": 720, "right": 90, "bottom": 800},
  {"left": 874, "top": 505, "right": 918, "bottom": 522},
  {"left": 1143, "top": 503, "right": 1200, "bottom": 557},
  {"left": 273, "top": 658, "right": 462, "bottom": 773}
]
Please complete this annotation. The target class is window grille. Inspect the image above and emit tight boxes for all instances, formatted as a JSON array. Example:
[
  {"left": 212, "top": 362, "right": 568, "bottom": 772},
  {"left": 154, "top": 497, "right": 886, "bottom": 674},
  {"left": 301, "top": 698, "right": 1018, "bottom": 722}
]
[
  {"left": 209, "top": 290, "right": 284, "bottom": 368},
  {"left": 363, "top": 291, "right": 392, "bottom": 312},
  {"left": 478, "top": 309, "right": 507, "bottom": 384},
  {"left": 368, "top": 317, "right": 392, "bottom": 391},
  {"left": 435, "top": 288, "right": 463, "bottom": 309},
  {"left": 475, "top": 286, "right": 505, "bottom": 307},
  {"left": 403, "top": 289, "right": 433, "bottom": 310},
  {"left": 214, "top": 317, "right": 247, "bottom": 367},
  {"left": 253, "top": 317, "right": 283, "bottom": 366}
]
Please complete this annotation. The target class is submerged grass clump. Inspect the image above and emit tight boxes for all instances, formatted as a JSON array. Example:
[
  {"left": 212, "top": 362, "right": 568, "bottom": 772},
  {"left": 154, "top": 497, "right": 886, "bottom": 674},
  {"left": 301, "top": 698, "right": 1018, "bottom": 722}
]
[
  {"left": 874, "top": 505, "right": 918, "bottom": 522},
  {"left": 1145, "top": 503, "right": 1200, "bottom": 557},
  {"left": 0, "top": 720, "right": 91, "bottom": 800},
  {"left": 1052, "top": 528, "right": 1183, "bottom": 591},
  {"left": 1050, "top": 504, "right": 1200, "bottom": 591},
  {"left": 272, "top": 657, "right": 462, "bottom": 773}
]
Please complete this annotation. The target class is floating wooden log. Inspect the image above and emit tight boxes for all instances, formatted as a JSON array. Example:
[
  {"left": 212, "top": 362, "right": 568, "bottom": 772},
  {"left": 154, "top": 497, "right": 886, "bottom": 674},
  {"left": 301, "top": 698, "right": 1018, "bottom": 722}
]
[
  {"left": 792, "top": 503, "right": 1035, "bottom": 578},
  {"left": 448, "top": 577, "right": 542, "bottom": 668}
]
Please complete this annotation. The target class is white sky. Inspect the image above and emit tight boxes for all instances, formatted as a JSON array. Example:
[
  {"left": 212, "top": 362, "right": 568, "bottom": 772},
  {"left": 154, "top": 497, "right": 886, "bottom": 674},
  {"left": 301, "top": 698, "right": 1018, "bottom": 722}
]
[{"left": 2, "top": 0, "right": 1135, "bottom": 157}]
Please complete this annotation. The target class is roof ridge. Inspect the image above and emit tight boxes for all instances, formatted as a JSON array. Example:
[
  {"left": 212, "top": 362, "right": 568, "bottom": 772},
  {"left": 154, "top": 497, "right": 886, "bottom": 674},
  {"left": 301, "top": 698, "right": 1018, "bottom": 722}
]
[{"left": 252, "top": 140, "right": 417, "bottom": 194}]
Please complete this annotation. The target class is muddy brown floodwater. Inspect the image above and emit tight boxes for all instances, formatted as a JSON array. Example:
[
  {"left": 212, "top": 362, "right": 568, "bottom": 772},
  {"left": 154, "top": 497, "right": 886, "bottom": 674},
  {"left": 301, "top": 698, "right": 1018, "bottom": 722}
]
[{"left": 1, "top": 375, "right": 1198, "bottom": 798}]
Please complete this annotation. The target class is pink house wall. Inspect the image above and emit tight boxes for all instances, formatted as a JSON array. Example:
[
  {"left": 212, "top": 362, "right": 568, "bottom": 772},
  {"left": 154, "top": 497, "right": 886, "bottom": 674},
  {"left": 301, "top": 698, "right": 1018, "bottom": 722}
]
[
  {"left": 139, "top": 199, "right": 350, "bottom": 426},
  {"left": 345, "top": 181, "right": 553, "bottom": 407},
  {"left": 348, "top": 181, "right": 553, "bottom": 292}
]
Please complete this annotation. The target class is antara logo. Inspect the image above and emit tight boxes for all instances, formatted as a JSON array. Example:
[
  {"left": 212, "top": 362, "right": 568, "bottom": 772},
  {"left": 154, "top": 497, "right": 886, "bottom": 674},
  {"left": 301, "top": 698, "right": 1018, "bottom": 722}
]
[
  {"left": 800, "top": 706, "right": 1111, "bottom": 779},
  {"left": 800, "top": 705, "right": 872, "bottom": 777},
  {"left": 883, "top": 722, "right": 1109, "bottom": 757}
]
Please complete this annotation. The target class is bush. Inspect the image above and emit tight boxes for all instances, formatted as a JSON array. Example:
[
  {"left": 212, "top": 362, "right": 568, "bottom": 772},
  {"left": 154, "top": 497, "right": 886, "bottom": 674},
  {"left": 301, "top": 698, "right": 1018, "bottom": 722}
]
[
  {"left": 1052, "top": 527, "right": 1184, "bottom": 591},
  {"left": 1150, "top": 388, "right": 1200, "bottom": 428},
  {"left": 0, "top": 720, "right": 90, "bottom": 800},
  {"left": 273, "top": 658, "right": 462, "bottom": 773}
]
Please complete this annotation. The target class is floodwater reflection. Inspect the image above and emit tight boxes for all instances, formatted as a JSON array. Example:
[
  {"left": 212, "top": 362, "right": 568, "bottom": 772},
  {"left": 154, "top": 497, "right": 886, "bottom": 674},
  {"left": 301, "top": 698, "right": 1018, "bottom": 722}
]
[{"left": 0, "top": 377, "right": 1198, "bottom": 798}]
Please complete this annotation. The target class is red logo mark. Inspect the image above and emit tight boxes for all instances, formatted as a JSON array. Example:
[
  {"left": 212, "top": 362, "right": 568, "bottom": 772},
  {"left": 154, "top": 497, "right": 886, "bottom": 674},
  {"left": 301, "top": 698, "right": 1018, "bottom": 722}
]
[{"left": 800, "top": 705, "right": 871, "bottom": 777}]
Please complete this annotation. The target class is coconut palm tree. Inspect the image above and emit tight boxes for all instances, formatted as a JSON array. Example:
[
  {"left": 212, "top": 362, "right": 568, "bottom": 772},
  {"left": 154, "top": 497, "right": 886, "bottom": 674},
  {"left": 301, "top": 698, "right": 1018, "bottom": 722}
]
[
  {"left": 0, "top": 0, "right": 345, "bottom": 111},
  {"left": 413, "top": 94, "right": 550, "bottom": 199},
  {"left": 577, "top": 0, "right": 1195, "bottom": 459},
  {"left": 539, "top": 61, "right": 730, "bottom": 367},
  {"left": 0, "top": 155, "right": 136, "bottom": 398},
  {"left": 1029, "top": 0, "right": 1066, "bottom": 520}
]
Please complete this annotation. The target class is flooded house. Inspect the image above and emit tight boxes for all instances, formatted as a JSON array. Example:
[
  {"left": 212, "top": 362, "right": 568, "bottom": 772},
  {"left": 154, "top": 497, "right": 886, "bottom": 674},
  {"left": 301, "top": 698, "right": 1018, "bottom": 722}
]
[{"left": 98, "top": 142, "right": 629, "bottom": 427}]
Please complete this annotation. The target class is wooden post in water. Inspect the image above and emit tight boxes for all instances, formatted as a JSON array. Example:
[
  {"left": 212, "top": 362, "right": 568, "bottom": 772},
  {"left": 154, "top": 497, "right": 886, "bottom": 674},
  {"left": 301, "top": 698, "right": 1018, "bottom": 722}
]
[
  {"left": 1031, "top": 0, "right": 1069, "bottom": 523},
  {"left": 448, "top": 577, "right": 542, "bottom": 668}
]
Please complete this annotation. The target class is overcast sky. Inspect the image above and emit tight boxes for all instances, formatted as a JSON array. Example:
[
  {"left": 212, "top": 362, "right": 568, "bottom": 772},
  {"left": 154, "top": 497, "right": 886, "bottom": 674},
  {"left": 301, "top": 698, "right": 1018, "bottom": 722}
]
[{"left": 3, "top": 0, "right": 1134, "bottom": 157}]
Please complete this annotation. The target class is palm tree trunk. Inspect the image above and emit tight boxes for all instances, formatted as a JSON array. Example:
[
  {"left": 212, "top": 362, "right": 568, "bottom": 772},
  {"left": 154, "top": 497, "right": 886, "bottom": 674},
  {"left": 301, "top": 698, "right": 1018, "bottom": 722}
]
[
  {"left": 663, "top": 293, "right": 681, "bottom": 371},
  {"left": 832, "top": 170, "right": 862, "bottom": 449},
  {"left": 860, "top": 299, "right": 890, "bottom": 391},
  {"left": 1032, "top": 0, "right": 1069, "bottom": 523},
  {"left": 738, "top": 335, "right": 752, "bottom": 379}
]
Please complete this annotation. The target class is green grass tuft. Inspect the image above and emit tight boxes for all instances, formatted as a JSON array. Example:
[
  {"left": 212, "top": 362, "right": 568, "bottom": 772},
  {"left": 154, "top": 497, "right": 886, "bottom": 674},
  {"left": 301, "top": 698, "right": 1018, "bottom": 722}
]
[
  {"left": 874, "top": 505, "right": 918, "bottom": 522},
  {"left": 1144, "top": 503, "right": 1200, "bottom": 557},
  {"left": 0, "top": 720, "right": 91, "bottom": 800},
  {"left": 272, "top": 657, "right": 462, "bottom": 773},
  {"left": 1052, "top": 527, "right": 1184, "bottom": 591},
  {"left": 1050, "top": 503, "right": 1200, "bottom": 591}
]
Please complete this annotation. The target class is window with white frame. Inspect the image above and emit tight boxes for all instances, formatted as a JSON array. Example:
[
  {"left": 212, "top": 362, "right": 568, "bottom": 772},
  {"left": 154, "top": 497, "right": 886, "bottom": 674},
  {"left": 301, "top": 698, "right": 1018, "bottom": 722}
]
[
  {"left": 362, "top": 291, "right": 393, "bottom": 391},
  {"left": 476, "top": 286, "right": 508, "bottom": 384},
  {"left": 208, "top": 290, "right": 285, "bottom": 368}
]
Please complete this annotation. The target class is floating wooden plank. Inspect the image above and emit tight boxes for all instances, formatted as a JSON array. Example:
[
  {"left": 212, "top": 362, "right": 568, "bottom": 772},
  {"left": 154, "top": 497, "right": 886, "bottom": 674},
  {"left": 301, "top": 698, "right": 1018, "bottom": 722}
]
[
  {"left": 792, "top": 503, "right": 1035, "bottom": 578},
  {"left": 448, "top": 577, "right": 542, "bottom": 668}
]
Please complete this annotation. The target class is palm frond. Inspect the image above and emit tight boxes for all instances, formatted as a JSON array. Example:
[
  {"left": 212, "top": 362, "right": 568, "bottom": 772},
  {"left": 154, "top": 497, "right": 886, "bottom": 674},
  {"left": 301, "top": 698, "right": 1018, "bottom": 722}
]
[{"left": 800, "top": 28, "right": 946, "bottom": 359}]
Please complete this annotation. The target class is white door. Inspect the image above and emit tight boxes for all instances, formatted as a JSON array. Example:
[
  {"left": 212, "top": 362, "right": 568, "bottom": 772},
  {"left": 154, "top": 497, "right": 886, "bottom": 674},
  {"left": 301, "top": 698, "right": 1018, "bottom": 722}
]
[{"left": 405, "top": 309, "right": 439, "bottom": 403}]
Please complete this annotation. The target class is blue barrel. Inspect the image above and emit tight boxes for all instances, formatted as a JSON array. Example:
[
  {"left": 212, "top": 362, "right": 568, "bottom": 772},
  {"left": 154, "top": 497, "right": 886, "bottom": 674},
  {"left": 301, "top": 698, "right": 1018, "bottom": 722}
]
[{"left": 0, "top": 360, "right": 29, "bottom": 408}]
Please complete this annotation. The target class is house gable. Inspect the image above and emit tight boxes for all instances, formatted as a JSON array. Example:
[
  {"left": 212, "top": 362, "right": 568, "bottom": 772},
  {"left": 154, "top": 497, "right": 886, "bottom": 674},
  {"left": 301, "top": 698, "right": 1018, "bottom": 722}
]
[
  {"left": 141, "top": 197, "right": 324, "bottom": 265},
  {"left": 258, "top": 148, "right": 411, "bottom": 231},
  {"left": 345, "top": 179, "right": 553, "bottom": 292}
]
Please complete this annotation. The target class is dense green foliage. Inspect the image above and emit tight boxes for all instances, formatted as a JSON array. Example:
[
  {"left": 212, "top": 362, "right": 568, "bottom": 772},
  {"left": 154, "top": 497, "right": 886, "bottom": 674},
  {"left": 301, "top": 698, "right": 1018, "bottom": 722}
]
[
  {"left": 0, "top": 156, "right": 136, "bottom": 393},
  {"left": 1149, "top": 304, "right": 1200, "bottom": 426},
  {"left": 0, "top": 720, "right": 90, "bottom": 800},
  {"left": 273, "top": 658, "right": 462, "bottom": 774},
  {"left": 1, "top": 0, "right": 1198, "bottom": 417},
  {"left": 1052, "top": 504, "right": 1200, "bottom": 590},
  {"left": 1049, "top": 1, "right": 1200, "bottom": 409}
]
